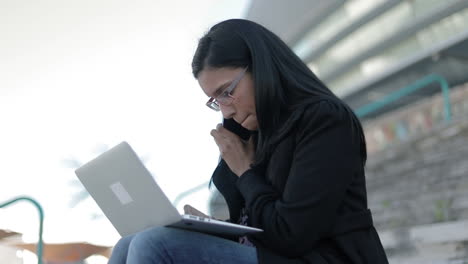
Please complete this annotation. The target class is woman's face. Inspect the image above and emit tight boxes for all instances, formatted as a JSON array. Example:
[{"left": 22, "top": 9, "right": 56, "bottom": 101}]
[{"left": 198, "top": 67, "right": 258, "bottom": 131}]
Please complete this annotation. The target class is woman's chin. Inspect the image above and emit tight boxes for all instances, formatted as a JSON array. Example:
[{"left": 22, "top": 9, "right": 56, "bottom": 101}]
[{"left": 241, "top": 116, "right": 258, "bottom": 131}]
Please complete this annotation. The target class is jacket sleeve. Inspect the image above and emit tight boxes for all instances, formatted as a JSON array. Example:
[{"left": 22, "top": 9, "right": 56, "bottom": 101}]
[
  {"left": 236, "top": 101, "right": 361, "bottom": 257},
  {"left": 212, "top": 159, "right": 245, "bottom": 223}
]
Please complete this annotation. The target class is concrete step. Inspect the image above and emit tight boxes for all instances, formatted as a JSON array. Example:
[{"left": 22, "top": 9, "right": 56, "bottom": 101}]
[{"left": 380, "top": 219, "right": 468, "bottom": 264}]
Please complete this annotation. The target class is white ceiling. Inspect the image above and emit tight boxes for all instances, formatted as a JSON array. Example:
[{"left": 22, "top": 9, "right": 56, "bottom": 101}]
[{"left": 245, "top": 0, "right": 345, "bottom": 45}]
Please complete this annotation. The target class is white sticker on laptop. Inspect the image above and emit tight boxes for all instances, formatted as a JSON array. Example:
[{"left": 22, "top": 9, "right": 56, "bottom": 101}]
[{"left": 110, "top": 182, "right": 134, "bottom": 205}]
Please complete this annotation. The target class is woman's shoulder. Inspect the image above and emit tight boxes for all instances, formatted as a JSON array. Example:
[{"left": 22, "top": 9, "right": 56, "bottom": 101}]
[
  {"left": 292, "top": 97, "right": 352, "bottom": 127},
  {"left": 273, "top": 97, "right": 352, "bottom": 142}
]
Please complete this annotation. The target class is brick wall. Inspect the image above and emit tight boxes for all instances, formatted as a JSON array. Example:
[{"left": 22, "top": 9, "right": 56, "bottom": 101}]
[{"left": 365, "top": 83, "right": 468, "bottom": 263}]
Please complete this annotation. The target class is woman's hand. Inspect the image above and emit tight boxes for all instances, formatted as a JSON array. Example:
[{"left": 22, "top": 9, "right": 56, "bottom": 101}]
[
  {"left": 210, "top": 123, "right": 255, "bottom": 177},
  {"left": 183, "top": 204, "right": 213, "bottom": 219}
]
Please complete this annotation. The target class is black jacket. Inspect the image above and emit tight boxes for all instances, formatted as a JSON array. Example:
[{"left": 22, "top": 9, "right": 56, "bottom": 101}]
[{"left": 212, "top": 98, "right": 389, "bottom": 263}]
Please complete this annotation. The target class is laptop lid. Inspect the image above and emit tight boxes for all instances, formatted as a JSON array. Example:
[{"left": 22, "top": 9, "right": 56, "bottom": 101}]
[{"left": 75, "top": 141, "right": 182, "bottom": 236}]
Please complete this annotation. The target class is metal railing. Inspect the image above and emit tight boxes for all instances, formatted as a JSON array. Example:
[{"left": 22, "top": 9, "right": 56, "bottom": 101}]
[
  {"left": 0, "top": 196, "right": 44, "bottom": 264},
  {"left": 355, "top": 74, "right": 452, "bottom": 121}
]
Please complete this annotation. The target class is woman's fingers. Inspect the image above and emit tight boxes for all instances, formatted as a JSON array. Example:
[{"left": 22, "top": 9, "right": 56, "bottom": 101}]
[
  {"left": 183, "top": 204, "right": 193, "bottom": 215},
  {"left": 184, "top": 205, "right": 208, "bottom": 217},
  {"left": 210, "top": 123, "right": 254, "bottom": 176},
  {"left": 211, "top": 124, "right": 239, "bottom": 154}
]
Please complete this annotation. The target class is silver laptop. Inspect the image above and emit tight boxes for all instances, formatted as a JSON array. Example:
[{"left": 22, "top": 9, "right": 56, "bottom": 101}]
[{"left": 75, "top": 141, "right": 263, "bottom": 237}]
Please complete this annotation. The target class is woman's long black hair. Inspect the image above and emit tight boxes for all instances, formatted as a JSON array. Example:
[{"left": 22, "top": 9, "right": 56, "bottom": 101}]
[{"left": 192, "top": 19, "right": 367, "bottom": 167}]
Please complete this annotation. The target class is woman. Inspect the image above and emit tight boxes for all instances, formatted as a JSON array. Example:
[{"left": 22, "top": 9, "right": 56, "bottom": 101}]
[{"left": 109, "top": 19, "right": 388, "bottom": 264}]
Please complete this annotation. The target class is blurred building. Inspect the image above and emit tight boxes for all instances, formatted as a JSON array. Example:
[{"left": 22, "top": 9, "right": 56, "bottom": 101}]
[
  {"left": 247, "top": 0, "right": 468, "bottom": 114},
  {"left": 208, "top": 1, "right": 468, "bottom": 263},
  {"left": 0, "top": 229, "right": 111, "bottom": 264},
  {"left": 14, "top": 242, "right": 111, "bottom": 264},
  {"left": 0, "top": 230, "right": 23, "bottom": 264}
]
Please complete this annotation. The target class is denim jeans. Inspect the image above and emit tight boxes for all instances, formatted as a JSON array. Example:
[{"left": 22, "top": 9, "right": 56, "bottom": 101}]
[{"left": 108, "top": 226, "right": 258, "bottom": 264}]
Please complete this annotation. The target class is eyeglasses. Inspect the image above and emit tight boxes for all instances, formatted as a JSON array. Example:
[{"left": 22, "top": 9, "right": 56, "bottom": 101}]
[{"left": 206, "top": 67, "right": 249, "bottom": 111}]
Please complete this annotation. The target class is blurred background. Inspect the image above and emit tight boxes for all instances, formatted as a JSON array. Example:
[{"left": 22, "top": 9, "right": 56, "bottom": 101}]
[{"left": 1, "top": 0, "right": 468, "bottom": 263}]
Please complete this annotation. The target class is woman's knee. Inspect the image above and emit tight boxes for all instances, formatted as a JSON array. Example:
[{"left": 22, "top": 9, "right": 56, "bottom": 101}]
[
  {"left": 108, "top": 234, "right": 135, "bottom": 263},
  {"left": 114, "top": 234, "right": 135, "bottom": 251},
  {"left": 128, "top": 226, "right": 174, "bottom": 252}
]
